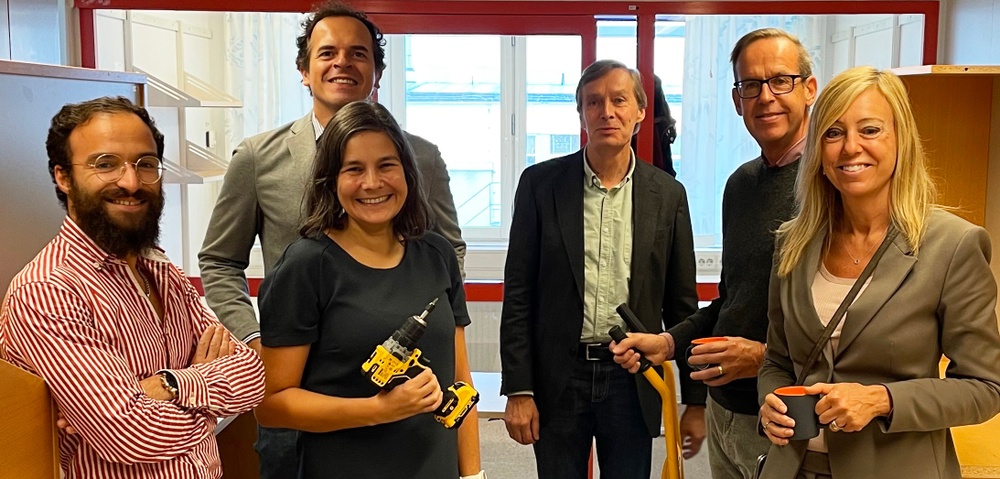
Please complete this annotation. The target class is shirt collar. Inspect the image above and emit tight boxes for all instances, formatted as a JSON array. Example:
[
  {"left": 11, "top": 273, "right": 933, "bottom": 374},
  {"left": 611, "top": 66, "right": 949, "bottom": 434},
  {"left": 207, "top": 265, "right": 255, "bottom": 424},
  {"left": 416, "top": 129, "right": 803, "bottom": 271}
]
[
  {"left": 582, "top": 145, "right": 636, "bottom": 189},
  {"left": 312, "top": 113, "right": 324, "bottom": 141},
  {"left": 59, "top": 217, "right": 170, "bottom": 270},
  {"left": 764, "top": 135, "right": 806, "bottom": 168}
]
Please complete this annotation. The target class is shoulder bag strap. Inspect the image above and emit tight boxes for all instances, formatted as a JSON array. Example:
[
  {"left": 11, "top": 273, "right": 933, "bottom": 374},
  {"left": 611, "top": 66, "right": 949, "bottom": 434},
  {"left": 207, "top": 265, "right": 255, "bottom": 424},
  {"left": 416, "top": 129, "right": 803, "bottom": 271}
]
[{"left": 794, "top": 227, "right": 899, "bottom": 386}]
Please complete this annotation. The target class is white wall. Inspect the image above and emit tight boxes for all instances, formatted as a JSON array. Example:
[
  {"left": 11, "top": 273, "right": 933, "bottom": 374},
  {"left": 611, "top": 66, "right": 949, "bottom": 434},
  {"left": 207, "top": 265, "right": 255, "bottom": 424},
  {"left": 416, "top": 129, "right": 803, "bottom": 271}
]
[
  {"left": 0, "top": 0, "right": 10, "bottom": 59},
  {"left": 943, "top": 0, "right": 1000, "bottom": 64},
  {"left": 823, "top": 14, "right": 925, "bottom": 86},
  {"left": 3, "top": 0, "right": 65, "bottom": 64}
]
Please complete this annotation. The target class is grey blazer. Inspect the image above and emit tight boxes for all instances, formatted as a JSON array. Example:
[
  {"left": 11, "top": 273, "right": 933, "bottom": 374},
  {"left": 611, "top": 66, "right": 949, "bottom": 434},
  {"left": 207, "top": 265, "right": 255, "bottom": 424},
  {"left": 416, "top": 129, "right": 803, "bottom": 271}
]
[
  {"left": 199, "top": 113, "right": 466, "bottom": 342},
  {"left": 758, "top": 209, "right": 1000, "bottom": 479}
]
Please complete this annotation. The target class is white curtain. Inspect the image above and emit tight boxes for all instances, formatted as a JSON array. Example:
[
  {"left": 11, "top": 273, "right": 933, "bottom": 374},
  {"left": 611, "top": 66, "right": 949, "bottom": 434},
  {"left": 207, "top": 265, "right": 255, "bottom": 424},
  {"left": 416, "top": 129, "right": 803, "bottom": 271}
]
[
  {"left": 223, "top": 12, "right": 312, "bottom": 154},
  {"left": 678, "top": 16, "right": 824, "bottom": 245}
]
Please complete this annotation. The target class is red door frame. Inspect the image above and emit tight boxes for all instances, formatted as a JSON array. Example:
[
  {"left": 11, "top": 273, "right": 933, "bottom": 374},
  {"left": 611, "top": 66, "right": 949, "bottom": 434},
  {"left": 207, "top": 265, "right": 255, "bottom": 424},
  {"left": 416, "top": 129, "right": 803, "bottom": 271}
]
[
  {"left": 76, "top": 0, "right": 940, "bottom": 170},
  {"left": 77, "top": 0, "right": 939, "bottom": 303}
]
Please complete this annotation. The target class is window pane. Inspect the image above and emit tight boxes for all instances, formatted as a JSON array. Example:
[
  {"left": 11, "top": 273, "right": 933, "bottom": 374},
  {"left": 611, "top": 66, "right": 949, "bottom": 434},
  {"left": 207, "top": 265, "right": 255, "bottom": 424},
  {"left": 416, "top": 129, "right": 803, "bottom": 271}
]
[
  {"left": 596, "top": 18, "right": 637, "bottom": 68},
  {"left": 669, "top": 15, "right": 904, "bottom": 249},
  {"left": 525, "top": 36, "right": 581, "bottom": 166},
  {"left": 403, "top": 35, "right": 502, "bottom": 230}
]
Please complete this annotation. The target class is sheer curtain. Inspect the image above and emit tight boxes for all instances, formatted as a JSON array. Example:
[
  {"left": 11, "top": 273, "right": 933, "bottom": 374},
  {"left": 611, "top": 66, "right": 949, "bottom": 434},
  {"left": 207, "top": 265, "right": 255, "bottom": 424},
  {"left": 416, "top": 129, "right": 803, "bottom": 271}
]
[
  {"left": 223, "top": 12, "right": 312, "bottom": 154},
  {"left": 678, "top": 16, "right": 824, "bottom": 246}
]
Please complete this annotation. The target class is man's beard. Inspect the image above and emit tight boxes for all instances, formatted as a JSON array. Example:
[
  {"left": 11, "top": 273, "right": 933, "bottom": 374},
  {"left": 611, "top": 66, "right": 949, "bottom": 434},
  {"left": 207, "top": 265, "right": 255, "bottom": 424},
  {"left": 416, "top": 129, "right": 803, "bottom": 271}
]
[{"left": 68, "top": 181, "right": 164, "bottom": 258}]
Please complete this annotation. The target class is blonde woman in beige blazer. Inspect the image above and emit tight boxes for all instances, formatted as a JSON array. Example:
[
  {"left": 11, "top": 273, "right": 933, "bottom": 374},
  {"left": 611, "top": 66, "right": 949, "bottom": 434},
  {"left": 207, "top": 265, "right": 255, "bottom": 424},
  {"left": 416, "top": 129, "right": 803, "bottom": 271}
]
[{"left": 757, "top": 66, "right": 1000, "bottom": 479}]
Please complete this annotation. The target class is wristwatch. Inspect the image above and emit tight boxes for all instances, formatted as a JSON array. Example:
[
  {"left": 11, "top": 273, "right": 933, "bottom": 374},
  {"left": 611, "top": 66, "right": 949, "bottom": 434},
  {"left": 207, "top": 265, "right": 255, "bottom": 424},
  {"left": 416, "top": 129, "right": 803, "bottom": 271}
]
[{"left": 159, "top": 372, "right": 179, "bottom": 400}]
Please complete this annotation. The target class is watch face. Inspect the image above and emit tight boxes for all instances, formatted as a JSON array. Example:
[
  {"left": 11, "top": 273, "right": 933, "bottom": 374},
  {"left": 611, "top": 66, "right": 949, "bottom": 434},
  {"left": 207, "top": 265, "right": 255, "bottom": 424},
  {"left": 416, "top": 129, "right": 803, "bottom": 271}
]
[{"left": 163, "top": 372, "right": 178, "bottom": 389}]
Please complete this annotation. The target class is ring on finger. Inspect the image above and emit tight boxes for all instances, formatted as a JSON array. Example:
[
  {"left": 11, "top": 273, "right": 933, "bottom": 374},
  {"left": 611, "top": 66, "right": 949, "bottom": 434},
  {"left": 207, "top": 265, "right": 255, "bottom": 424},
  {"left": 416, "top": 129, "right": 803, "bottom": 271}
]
[
  {"left": 717, "top": 365, "right": 724, "bottom": 376},
  {"left": 829, "top": 420, "right": 843, "bottom": 432},
  {"left": 763, "top": 421, "right": 771, "bottom": 431}
]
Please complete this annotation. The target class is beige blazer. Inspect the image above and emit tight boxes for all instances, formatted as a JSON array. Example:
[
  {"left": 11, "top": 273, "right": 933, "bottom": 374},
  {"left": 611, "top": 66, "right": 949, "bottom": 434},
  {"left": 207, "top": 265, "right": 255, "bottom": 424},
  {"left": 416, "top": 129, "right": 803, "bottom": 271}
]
[{"left": 758, "top": 209, "right": 1000, "bottom": 479}]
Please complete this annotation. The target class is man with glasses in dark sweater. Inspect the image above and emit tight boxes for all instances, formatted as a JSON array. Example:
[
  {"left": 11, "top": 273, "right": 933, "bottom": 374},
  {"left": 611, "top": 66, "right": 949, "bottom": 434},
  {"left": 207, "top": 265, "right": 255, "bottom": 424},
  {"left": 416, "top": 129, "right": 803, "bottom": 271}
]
[{"left": 612, "top": 28, "right": 816, "bottom": 479}]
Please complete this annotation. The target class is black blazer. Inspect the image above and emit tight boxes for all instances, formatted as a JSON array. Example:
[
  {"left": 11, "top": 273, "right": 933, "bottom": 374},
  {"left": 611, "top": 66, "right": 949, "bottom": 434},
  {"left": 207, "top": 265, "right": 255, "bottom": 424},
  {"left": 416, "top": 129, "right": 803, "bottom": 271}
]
[{"left": 499, "top": 150, "right": 699, "bottom": 436}]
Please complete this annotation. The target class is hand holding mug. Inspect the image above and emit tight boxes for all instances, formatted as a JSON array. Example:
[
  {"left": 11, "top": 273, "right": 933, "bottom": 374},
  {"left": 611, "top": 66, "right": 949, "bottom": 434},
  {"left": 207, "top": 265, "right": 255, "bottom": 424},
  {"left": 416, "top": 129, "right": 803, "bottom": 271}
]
[{"left": 804, "top": 382, "right": 893, "bottom": 433}]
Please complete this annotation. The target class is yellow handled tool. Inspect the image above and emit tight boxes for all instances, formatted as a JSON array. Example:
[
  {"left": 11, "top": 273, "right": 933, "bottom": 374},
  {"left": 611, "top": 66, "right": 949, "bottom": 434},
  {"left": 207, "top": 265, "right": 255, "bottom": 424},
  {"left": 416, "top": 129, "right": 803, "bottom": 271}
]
[{"left": 613, "top": 304, "right": 683, "bottom": 479}]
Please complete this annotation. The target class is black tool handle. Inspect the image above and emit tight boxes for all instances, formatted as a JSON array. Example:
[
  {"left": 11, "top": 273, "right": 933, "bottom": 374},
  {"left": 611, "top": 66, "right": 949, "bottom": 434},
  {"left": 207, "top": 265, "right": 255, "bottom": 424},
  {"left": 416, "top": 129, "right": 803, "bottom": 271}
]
[
  {"left": 609, "top": 325, "right": 652, "bottom": 372},
  {"left": 615, "top": 303, "right": 648, "bottom": 333}
]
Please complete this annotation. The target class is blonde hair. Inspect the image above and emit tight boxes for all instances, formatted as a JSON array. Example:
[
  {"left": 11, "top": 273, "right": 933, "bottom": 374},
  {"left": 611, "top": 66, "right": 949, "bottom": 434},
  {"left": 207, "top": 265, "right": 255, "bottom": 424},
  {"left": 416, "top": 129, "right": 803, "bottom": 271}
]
[{"left": 775, "top": 66, "right": 937, "bottom": 277}]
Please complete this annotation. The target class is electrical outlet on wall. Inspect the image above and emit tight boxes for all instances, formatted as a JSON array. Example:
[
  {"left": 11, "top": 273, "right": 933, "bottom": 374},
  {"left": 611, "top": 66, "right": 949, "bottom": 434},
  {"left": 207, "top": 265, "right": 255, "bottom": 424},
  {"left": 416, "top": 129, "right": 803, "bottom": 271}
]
[{"left": 695, "top": 250, "right": 722, "bottom": 275}]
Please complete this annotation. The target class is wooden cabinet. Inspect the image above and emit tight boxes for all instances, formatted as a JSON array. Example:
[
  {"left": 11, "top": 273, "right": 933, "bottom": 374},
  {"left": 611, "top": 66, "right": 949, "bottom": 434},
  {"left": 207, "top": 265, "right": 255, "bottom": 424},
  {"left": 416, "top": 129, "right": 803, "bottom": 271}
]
[
  {"left": 894, "top": 65, "right": 1000, "bottom": 327},
  {"left": 898, "top": 66, "right": 1000, "bottom": 479}
]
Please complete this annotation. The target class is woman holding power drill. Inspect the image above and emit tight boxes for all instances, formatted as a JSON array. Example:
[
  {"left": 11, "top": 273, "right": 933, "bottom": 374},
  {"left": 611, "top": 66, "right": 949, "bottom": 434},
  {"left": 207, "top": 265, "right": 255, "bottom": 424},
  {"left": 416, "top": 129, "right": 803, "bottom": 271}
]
[
  {"left": 757, "top": 67, "right": 1000, "bottom": 479},
  {"left": 255, "top": 101, "right": 482, "bottom": 479}
]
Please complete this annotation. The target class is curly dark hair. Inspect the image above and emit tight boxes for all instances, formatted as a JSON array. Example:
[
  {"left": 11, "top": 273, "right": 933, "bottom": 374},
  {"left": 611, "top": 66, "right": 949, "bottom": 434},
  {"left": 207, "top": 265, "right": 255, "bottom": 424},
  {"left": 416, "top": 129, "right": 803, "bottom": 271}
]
[
  {"left": 45, "top": 96, "right": 165, "bottom": 209},
  {"left": 300, "top": 101, "right": 430, "bottom": 240},
  {"left": 295, "top": 1, "right": 386, "bottom": 75}
]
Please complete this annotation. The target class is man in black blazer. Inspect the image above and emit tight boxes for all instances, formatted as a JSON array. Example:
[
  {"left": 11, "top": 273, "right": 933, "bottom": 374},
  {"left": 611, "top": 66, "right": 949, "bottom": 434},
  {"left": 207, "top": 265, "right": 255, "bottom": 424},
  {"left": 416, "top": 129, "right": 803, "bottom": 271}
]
[{"left": 500, "top": 59, "right": 701, "bottom": 479}]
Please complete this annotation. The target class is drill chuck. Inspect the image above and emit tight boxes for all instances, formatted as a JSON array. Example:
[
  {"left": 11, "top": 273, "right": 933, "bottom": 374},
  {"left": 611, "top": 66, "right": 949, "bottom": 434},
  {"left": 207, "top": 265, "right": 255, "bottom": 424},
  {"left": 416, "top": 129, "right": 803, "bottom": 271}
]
[{"left": 381, "top": 298, "right": 438, "bottom": 360}]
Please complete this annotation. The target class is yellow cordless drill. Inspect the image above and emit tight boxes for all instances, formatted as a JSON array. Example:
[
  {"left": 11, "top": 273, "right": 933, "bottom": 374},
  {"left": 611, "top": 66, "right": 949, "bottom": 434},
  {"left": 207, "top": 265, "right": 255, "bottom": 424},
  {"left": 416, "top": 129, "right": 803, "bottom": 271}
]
[{"left": 361, "top": 298, "right": 480, "bottom": 429}]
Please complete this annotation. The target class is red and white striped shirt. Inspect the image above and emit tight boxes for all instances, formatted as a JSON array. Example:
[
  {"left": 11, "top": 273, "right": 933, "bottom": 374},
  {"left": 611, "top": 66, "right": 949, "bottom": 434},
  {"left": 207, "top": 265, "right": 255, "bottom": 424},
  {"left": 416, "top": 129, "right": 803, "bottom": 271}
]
[{"left": 0, "top": 218, "right": 265, "bottom": 479}]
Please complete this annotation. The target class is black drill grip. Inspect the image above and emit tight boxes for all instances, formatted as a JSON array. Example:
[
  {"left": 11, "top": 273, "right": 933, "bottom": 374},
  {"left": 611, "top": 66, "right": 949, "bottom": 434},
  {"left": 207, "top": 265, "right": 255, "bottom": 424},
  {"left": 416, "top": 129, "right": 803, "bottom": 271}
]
[
  {"left": 615, "top": 303, "right": 648, "bottom": 333},
  {"left": 609, "top": 325, "right": 652, "bottom": 373}
]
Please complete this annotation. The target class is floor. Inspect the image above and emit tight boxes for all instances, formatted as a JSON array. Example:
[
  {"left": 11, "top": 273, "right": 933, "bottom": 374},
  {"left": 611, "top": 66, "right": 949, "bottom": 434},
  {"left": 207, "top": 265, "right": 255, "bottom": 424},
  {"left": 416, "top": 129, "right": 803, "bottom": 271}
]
[{"left": 480, "top": 406, "right": 712, "bottom": 479}]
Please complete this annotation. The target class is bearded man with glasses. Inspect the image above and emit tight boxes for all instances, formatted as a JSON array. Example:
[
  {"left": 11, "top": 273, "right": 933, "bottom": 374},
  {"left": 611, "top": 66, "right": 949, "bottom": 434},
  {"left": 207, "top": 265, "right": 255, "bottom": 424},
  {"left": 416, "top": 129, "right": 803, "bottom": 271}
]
[
  {"left": 0, "top": 96, "right": 265, "bottom": 479},
  {"left": 612, "top": 28, "right": 817, "bottom": 479}
]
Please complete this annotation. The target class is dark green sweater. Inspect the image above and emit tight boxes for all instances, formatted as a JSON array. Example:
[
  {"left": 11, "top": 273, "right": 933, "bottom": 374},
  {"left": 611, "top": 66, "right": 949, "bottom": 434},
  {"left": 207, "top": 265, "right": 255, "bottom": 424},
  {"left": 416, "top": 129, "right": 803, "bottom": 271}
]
[{"left": 668, "top": 157, "right": 799, "bottom": 415}]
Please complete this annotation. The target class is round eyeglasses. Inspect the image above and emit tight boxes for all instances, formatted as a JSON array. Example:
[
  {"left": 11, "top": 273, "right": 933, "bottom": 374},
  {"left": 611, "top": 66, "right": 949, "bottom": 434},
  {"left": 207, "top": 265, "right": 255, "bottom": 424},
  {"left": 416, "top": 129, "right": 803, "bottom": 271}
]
[
  {"left": 74, "top": 154, "right": 165, "bottom": 184},
  {"left": 734, "top": 74, "right": 805, "bottom": 99}
]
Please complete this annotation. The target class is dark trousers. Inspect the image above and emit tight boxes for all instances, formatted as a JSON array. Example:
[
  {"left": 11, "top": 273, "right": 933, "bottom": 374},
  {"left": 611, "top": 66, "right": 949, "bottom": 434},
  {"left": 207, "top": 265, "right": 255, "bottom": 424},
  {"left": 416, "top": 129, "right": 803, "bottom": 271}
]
[
  {"left": 533, "top": 359, "right": 653, "bottom": 479},
  {"left": 795, "top": 451, "right": 832, "bottom": 479},
  {"left": 255, "top": 426, "right": 298, "bottom": 479}
]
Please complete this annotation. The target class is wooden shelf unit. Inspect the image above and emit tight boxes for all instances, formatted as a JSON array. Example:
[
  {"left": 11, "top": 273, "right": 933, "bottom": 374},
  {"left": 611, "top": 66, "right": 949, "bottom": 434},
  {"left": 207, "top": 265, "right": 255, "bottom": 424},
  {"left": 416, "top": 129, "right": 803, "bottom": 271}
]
[{"left": 907, "top": 67, "right": 1000, "bottom": 479}]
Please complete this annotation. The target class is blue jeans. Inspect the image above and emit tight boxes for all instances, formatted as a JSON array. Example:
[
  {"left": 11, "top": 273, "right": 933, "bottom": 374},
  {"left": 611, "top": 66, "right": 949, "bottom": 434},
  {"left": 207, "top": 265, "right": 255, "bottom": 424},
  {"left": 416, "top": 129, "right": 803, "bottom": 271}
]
[
  {"left": 532, "top": 359, "right": 652, "bottom": 479},
  {"left": 255, "top": 426, "right": 298, "bottom": 479}
]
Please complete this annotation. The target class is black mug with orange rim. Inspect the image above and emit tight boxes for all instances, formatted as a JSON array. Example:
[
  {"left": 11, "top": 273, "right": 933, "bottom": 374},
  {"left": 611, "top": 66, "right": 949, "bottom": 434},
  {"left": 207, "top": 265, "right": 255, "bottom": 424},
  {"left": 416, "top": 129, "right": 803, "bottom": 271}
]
[
  {"left": 774, "top": 386, "right": 820, "bottom": 440},
  {"left": 685, "top": 336, "right": 727, "bottom": 371}
]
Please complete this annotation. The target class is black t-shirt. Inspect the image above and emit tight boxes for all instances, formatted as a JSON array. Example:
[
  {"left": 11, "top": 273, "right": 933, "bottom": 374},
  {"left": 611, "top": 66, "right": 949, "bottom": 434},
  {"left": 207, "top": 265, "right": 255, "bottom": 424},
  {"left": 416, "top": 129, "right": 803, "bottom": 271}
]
[{"left": 259, "top": 231, "right": 471, "bottom": 478}]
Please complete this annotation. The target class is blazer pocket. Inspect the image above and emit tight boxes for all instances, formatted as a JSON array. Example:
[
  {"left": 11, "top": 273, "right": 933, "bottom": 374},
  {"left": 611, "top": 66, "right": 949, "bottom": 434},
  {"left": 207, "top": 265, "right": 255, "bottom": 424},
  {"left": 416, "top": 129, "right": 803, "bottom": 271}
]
[{"left": 653, "top": 223, "right": 672, "bottom": 242}]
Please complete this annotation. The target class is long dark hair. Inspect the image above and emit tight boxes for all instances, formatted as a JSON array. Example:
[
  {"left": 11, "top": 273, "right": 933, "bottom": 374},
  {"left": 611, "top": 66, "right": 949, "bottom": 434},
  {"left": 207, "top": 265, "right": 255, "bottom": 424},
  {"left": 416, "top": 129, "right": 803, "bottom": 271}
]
[{"left": 300, "top": 101, "right": 430, "bottom": 239}]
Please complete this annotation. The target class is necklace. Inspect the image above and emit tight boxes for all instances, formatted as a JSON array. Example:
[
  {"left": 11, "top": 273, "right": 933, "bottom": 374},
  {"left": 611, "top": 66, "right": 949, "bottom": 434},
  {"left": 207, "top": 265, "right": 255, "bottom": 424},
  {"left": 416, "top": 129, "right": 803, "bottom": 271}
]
[
  {"left": 843, "top": 227, "right": 888, "bottom": 265},
  {"left": 136, "top": 268, "right": 151, "bottom": 297}
]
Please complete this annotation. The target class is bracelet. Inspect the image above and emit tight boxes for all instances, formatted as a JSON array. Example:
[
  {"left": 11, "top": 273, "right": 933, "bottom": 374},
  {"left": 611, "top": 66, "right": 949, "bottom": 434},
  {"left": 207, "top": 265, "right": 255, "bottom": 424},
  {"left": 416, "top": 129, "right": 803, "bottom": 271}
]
[
  {"left": 159, "top": 373, "right": 178, "bottom": 400},
  {"left": 460, "top": 470, "right": 487, "bottom": 479}
]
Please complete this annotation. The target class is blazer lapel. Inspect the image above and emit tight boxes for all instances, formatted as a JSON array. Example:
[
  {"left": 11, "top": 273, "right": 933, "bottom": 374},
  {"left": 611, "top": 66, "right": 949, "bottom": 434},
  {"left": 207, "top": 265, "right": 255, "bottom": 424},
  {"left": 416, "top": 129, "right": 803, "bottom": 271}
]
[
  {"left": 284, "top": 113, "right": 319, "bottom": 221},
  {"left": 555, "top": 152, "right": 586, "bottom": 302},
  {"left": 792, "top": 232, "right": 826, "bottom": 340},
  {"left": 836, "top": 232, "right": 916, "bottom": 355},
  {"left": 286, "top": 113, "right": 317, "bottom": 167},
  {"left": 788, "top": 234, "right": 837, "bottom": 381},
  {"left": 629, "top": 162, "right": 661, "bottom": 298}
]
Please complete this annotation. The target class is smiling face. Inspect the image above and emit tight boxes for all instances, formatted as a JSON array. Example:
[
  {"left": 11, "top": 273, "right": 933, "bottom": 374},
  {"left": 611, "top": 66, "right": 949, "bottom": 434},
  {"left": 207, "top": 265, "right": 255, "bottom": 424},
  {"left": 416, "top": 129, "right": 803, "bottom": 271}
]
[
  {"left": 337, "top": 130, "right": 408, "bottom": 232},
  {"left": 301, "top": 15, "right": 380, "bottom": 124},
  {"left": 732, "top": 37, "right": 817, "bottom": 161},
  {"left": 579, "top": 68, "right": 646, "bottom": 153},
  {"left": 820, "top": 88, "right": 898, "bottom": 204},
  {"left": 55, "top": 112, "right": 163, "bottom": 257}
]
